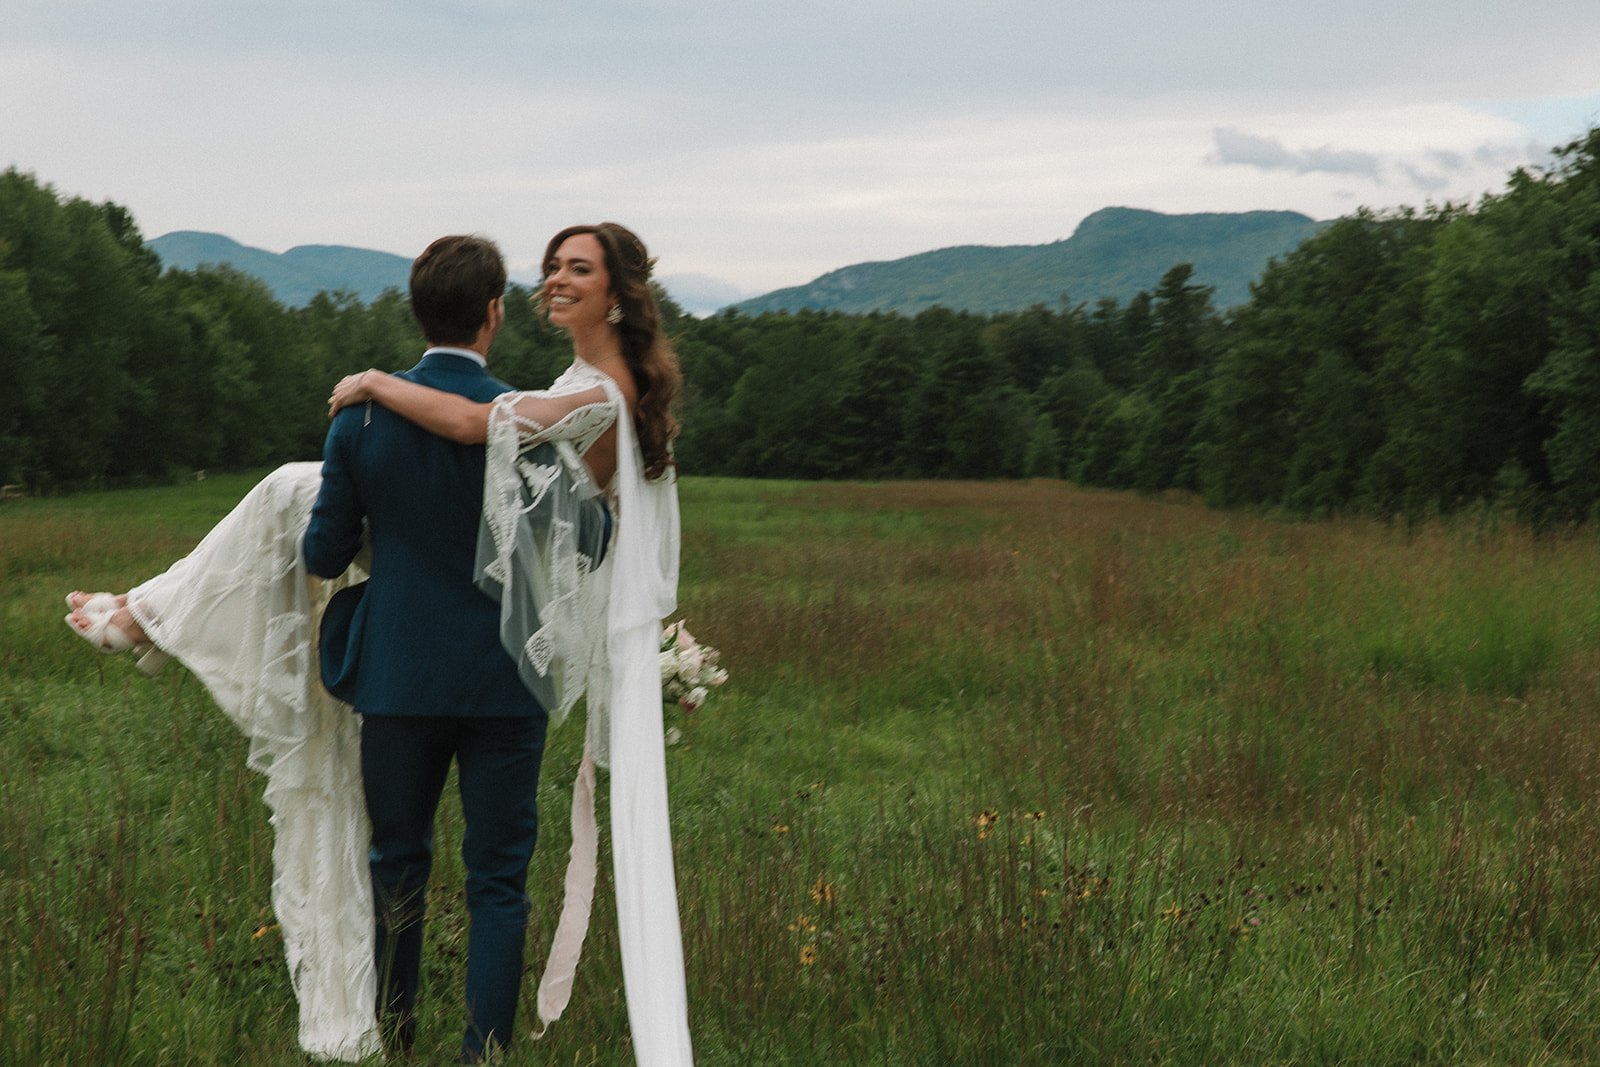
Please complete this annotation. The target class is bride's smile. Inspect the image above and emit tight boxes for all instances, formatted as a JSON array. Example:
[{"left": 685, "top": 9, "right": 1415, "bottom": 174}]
[{"left": 542, "top": 233, "right": 616, "bottom": 332}]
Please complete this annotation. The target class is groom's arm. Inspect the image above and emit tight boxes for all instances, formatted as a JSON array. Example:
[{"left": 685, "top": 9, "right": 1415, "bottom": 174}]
[{"left": 302, "top": 411, "right": 366, "bottom": 578}]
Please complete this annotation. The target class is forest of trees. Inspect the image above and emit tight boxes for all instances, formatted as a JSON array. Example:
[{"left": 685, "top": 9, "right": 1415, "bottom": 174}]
[{"left": 4, "top": 126, "right": 1600, "bottom": 520}]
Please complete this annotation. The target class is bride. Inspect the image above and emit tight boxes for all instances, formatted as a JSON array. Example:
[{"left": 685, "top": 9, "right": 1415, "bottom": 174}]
[{"left": 65, "top": 223, "right": 693, "bottom": 1065}]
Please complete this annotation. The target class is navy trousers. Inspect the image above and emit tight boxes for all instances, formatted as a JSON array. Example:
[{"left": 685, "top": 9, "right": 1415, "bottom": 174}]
[{"left": 360, "top": 713, "right": 549, "bottom": 1060}]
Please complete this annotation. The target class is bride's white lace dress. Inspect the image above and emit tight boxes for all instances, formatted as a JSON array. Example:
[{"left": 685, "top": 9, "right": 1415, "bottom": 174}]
[{"left": 125, "top": 358, "right": 692, "bottom": 1064}]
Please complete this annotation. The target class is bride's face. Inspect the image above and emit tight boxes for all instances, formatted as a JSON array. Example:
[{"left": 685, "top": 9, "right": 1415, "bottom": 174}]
[{"left": 542, "top": 233, "right": 615, "bottom": 331}]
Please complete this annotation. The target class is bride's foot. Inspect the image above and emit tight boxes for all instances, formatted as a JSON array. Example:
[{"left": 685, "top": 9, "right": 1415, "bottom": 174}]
[
  {"left": 65, "top": 600, "right": 169, "bottom": 676},
  {"left": 66, "top": 602, "right": 147, "bottom": 649}
]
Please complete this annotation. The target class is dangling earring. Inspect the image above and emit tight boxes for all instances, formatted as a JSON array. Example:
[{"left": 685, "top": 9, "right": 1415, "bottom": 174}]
[{"left": 606, "top": 303, "right": 624, "bottom": 326}]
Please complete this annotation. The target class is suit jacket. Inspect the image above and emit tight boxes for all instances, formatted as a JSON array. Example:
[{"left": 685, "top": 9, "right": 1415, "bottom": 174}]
[{"left": 302, "top": 351, "right": 541, "bottom": 718}]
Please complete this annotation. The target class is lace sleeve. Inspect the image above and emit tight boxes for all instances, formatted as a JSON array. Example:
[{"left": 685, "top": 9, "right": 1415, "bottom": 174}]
[
  {"left": 499, "top": 384, "right": 619, "bottom": 455},
  {"left": 475, "top": 380, "right": 616, "bottom": 727}
]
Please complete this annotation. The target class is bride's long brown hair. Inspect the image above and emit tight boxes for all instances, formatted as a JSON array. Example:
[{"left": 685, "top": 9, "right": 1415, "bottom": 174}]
[{"left": 542, "top": 222, "right": 681, "bottom": 480}]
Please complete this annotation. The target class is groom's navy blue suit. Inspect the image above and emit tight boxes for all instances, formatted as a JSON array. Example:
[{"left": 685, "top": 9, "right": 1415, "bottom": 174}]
[{"left": 302, "top": 349, "right": 544, "bottom": 1060}]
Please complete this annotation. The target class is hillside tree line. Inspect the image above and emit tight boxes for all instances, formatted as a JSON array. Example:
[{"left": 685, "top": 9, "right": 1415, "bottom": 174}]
[{"left": 4, "top": 127, "right": 1599, "bottom": 519}]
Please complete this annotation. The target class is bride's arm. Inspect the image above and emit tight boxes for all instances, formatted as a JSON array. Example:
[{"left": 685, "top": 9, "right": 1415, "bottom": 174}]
[
  {"left": 329, "top": 371, "right": 491, "bottom": 444},
  {"left": 330, "top": 371, "right": 613, "bottom": 442},
  {"left": 508, "top": 386, "right": 611, "bottom": 429}
]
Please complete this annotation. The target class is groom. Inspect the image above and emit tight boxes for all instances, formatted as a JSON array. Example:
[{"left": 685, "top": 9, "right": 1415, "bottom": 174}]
[{"left": 302, "top": 234, "right": 552, "bottom": 1062}]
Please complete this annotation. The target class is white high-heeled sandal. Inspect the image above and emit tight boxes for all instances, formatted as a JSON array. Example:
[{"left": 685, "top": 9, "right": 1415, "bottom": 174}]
[{"left": 64, "top": 593, "right": 170, "bottom": 676}]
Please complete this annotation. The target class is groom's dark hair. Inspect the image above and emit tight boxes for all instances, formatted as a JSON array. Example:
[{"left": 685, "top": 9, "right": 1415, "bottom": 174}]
[{"left": 410, "top": 235, "right": 507, "bottom": 346}]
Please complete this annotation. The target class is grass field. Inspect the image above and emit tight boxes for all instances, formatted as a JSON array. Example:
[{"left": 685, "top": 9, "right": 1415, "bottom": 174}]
[{"left": 6, "top": 473, "right": 1600, "bottom": 1064}]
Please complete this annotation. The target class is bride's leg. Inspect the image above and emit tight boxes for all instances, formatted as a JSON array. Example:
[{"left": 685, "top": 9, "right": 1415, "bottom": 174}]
[{"left": 68, "top": 462, "right": 325, "bottom": 680}]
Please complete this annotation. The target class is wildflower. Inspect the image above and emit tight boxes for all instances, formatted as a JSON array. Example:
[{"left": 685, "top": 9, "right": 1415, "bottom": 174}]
[
  {"left": 974, "top": 809, "right": 999, "bottom": 841},
  {"left": 809, "top": 876, "right": 836, "bottom": 906},
  {"left": 1161, "top": 904, "right": 1184, "bottom": 922},
  {"left": 787, "top": 914, "right": 816, "bottom": 933},
  {"left": 252, "top": 923, "right": 279, "bottom": 941},
  {"left": 799, "top": 944, "right": 818, "bottom": 966},
  {"left": 771, "top": 820, "right": 790, "bottom": 834}
]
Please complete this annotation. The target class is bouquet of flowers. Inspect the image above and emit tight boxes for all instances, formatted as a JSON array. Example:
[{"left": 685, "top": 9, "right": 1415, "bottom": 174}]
[{"left": 660, "top": 621, "right": 728, "bottom": 742}]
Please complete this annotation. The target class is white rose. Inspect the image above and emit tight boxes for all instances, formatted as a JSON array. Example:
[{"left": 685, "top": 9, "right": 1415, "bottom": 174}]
[{"left": 685, "top": 686, "right": 709, "bottom": 710}]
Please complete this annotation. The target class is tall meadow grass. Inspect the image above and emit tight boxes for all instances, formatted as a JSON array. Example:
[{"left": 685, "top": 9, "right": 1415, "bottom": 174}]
[{"left": 6, "top": 474, "right": 1600, "bottom": 1063}]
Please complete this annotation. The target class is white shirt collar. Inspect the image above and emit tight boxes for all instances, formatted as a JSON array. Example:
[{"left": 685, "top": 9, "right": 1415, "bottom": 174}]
[{"left": 424, "top": 346, "right": 486, "bottom": 368}]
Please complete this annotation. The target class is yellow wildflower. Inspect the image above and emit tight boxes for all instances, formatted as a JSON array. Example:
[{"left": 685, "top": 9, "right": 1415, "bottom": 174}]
[{"left": 799, "top": 943, "right": 818, "bottom": 966}]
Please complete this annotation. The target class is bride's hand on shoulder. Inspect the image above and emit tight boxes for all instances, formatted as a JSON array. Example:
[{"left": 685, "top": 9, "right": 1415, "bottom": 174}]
[{"left": 328, "top": 370, "right": 388, "bottom": 417}]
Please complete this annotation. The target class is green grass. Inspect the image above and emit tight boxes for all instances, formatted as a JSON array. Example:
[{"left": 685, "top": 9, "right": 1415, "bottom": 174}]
[{"left": 7, "top": 475, "right": 1600, "bottom": 1063}]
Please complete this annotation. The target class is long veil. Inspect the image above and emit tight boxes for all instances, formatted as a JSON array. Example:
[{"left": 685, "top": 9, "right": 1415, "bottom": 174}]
[{"left": 476, "top": 376, "right": 693, "bottom": 1065}]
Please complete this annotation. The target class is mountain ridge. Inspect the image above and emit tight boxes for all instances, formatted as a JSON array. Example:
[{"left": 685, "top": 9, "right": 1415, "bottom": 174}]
[
  {"left": 729, "top": 207, "right": 1328, "bottom": 315},
  {"left": 148, "top": 207, "right": 1328, "bottom": 317},
  {"left": 145, "top": 231, "right": 747, "bottom": 314},
  {"left": 148, "top": 231, "right": 414, "bottom": 307}
]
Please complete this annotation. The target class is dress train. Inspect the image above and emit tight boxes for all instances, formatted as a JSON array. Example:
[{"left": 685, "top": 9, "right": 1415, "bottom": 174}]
[{"left": 128, "top": 462, "right": 379, "bottom": 1061}]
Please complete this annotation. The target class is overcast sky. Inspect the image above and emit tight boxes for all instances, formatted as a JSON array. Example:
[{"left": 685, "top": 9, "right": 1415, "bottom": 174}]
[{"left": 6, "top": 1, "right": 1600, "bottom": 296}]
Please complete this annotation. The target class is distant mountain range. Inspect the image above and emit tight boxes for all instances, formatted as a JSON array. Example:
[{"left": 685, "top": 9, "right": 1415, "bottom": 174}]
[
  {"left": 145, "top": 231, "right": 749, "bottom": 315},
  {"left": 149, "top": 207, "right": 1327, "bottom": 318},
  {"left": 730, "top": 207, "right": 1329, "bottom": 315},
  {"left": 146, "top": 232, "right": 414, "bottom": 308}
]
